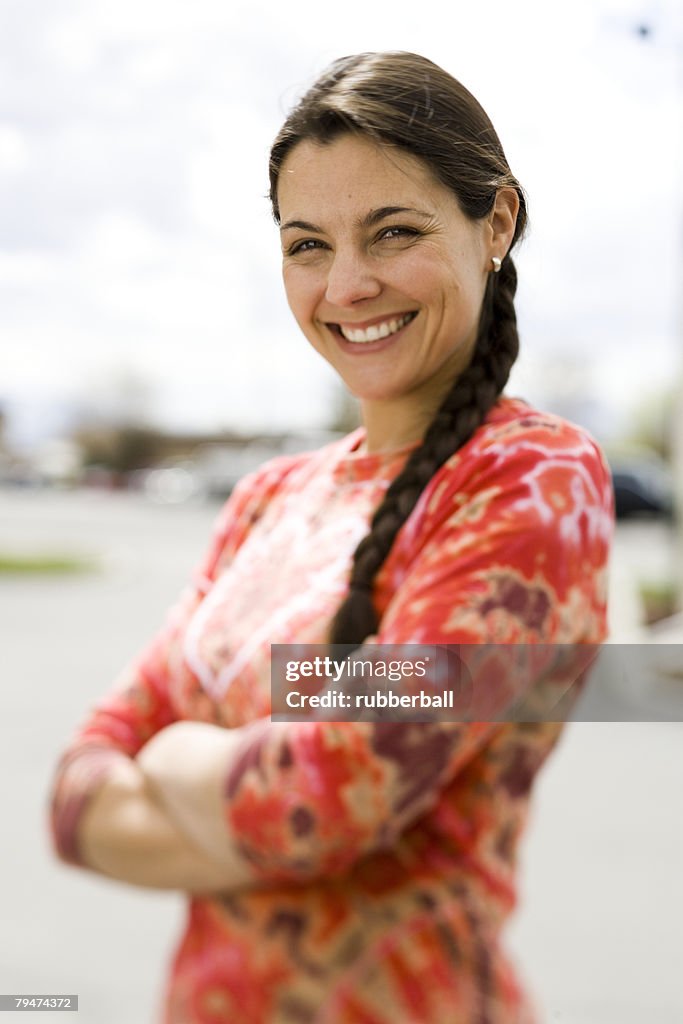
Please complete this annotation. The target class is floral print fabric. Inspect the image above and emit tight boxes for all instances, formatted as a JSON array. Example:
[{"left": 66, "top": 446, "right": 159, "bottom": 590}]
[{"left": 50, "top": 397, "right": 614, "bottom": 1022}]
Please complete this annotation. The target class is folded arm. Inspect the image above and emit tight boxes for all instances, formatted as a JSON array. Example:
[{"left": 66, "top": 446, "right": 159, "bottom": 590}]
[{"left": 75, "top": 752, "right": 251, "bottom": 892}]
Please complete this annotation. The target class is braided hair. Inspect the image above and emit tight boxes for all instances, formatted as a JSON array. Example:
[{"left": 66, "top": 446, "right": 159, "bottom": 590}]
[{"left": 269, "top": 52, "right": 528, "bottom": 650}]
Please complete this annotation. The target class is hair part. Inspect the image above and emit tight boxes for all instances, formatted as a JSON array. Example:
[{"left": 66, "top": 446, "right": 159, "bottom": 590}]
[{"left": 269, "top": 51, "right": 527, "bottom": 651}]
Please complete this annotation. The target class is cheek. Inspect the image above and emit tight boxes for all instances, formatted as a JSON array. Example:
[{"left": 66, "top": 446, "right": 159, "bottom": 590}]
[
  {"left": 390, "top": 251, "right": 456, "bottom": 305},
  {"left": 426, "top": 257, "right": 483, "bottom": 317},
  {"left": 282, "top": 274, "right": 328, "bottom": 352},
  {"left": 282, "top": 268, "right": 320, "bottom": 322}
]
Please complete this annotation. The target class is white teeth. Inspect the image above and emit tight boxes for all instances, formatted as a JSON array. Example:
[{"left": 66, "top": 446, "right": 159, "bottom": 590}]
[{"left": 339, "top": 313, "right": 414, "bottom": 343}]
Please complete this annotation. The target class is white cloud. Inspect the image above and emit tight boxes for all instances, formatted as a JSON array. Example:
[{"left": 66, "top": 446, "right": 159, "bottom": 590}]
[
  {"left": 0, "top": 0, "right": 680, "bottom": 448},
  {"left": 0, "top": 123, "right": 29, "bottom": 174}
]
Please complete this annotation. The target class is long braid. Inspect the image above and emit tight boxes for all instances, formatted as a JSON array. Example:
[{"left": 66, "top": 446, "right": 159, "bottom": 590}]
[{"left": 329, "top": 254, "right": 520, "bottom": 649}]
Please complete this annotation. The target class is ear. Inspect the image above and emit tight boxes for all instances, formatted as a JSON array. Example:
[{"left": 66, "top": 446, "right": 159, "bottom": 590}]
[{"left": 488, "top": 187, "right": 519, "bottom": 262}]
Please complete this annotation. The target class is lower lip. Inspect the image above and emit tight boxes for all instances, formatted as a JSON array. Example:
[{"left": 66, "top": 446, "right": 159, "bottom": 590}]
[{"left": 330, "top": 316, "right": 416, "bottom": 355}]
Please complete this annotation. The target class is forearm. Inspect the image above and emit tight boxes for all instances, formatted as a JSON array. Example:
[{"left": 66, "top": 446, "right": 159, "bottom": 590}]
[
  {"left": 76, "top": 756, "right": 247, "bottom": 893},
  {"left": 135, "top": 721, "right": 261, "bottom": 877},
  {"left": 135, "top": 717, "right": 479, "bottom": 884}
]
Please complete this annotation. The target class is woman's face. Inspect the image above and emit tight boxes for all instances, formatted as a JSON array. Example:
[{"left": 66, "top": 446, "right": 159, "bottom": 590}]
[{"left": 278, "top": 134, "right": 501, "bottom": 440}]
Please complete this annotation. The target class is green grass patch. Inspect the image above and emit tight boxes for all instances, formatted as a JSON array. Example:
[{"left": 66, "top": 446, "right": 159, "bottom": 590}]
[
  {"left": 639, "top": 579, "right": 681, "bottom": 626},
  {"left": 0, "top": 552, "right": 98, "bottom": 575}
]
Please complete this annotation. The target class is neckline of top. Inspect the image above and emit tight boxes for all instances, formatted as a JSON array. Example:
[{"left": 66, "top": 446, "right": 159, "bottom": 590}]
[
  {"left": 329, "top": 396, "right": 531, "bottom": 484},
  {"left": 331, "top": 428, "right": 420, "bottom": 483}
]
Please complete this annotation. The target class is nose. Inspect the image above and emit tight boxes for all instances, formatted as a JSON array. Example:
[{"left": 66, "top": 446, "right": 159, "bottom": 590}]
[{"left": 324, "top": 249, "right": 382, "bottom": 308}]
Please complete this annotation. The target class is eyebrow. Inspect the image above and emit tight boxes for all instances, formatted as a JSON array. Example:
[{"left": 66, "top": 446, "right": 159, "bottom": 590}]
[{"left": 279, "top": 206, "right": 431, "bottom": 233}]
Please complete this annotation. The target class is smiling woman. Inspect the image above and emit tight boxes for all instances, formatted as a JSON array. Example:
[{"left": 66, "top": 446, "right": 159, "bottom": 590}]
[
  {"left": 49, "top": 51, "right": 614, "bottom": 1024},
  {"left": 278, "top": 135, "right": 518, "bottom": 451}
]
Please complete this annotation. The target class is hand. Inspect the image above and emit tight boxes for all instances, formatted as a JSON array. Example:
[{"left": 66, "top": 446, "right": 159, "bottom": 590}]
[
  {"left": 75, "top": 753, "right": 252, "bottom": 893},
  {"left": 137, "top": 722, "right": 244, "bottom": 863}
]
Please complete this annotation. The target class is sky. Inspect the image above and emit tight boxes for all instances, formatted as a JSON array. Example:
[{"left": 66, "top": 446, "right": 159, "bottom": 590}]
[{"left": 1, "top": 0, "right": 681, "bottom": 450}]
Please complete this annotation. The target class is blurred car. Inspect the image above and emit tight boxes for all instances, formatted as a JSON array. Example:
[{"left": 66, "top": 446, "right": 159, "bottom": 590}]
[
  {"left": 133, "top": 433, "right": 346, "bottom": 504},
  {"left": 608, "top": 455, "right": 675, "bottom": 520}
]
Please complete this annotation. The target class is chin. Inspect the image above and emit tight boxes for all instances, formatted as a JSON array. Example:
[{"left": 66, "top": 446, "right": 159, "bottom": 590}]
[{"left": 344, "top": 383, "right": 403, "bottom": 403}]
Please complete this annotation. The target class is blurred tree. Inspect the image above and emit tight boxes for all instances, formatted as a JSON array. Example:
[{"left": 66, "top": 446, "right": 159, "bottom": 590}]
[
  {"left": 71, "top": 424, "right": 169, "bottom": 474},
  {"left": 76, "top": 364, "right": 158, "bottom": 429},
  {"left": 623, "top": 387, "right": 676, "bottom": 462}
]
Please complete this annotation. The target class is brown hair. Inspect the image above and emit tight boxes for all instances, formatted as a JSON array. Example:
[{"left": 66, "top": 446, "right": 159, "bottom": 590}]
[{"left": 269, "top": 52, "right": 528, "bottom": 651}]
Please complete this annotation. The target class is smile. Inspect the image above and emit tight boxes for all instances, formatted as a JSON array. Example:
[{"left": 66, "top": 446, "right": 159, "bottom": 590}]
[{"left": 332, "top": 312, "right": 417, "bottom": 344}]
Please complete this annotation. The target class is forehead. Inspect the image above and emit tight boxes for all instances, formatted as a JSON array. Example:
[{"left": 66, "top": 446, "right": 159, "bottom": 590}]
[{"left": 277, "top": 134, "right": 451, "bottom": 221}]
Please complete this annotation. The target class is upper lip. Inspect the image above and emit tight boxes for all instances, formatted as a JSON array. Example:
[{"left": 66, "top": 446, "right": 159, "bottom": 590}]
[{"left": 326, "top": 311, "right": 418, "bottom": 330}]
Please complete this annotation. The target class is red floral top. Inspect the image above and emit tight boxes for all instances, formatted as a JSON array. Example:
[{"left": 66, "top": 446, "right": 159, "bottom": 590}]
[{"left": 50, "top": 397, "right": 614, "bottom": 1023}]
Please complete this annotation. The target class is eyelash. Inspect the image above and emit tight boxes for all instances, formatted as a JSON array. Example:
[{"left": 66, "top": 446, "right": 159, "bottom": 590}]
[{"left": 285, "top": 225, "right": 420, "bottom": 257}]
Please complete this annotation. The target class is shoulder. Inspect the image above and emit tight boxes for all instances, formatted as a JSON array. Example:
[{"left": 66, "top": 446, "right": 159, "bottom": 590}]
[
  {"left": 204, "top": 430, "right": 361, "bottom": 563},
  {"left": 435, "top": 396, "right": 612, "bottom": 504},
  {"left": 385, "top": 398, "right": 614, "bottom": 641},
  {"left": 224, "top": 428, "right": 363, "bottom": 507},
  {"left": 407, "top": 396, "right": 614, "bottom": 552},
  {"left": 473, "top": 395, "right": 609, "bottom": 464}
]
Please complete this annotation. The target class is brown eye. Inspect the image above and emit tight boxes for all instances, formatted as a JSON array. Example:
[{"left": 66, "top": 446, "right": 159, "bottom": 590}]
[
  {"left": 287, "top": 239, "right": 326, "bottom": 256},
  {"left": 378, "top": 226, "right": 420, "bottom": 242}
]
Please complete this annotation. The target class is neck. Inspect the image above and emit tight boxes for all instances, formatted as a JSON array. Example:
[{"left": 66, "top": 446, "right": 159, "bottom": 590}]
[
  {"left": 357, "top": 344, "right": 477, "bottom": 454},
  {"left": 358, "top": 398, "right": 434, "bottom": 454}
]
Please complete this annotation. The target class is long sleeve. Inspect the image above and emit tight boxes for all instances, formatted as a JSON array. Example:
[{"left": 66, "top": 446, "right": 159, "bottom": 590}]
[
  {"left": 220, "top": 417, "right": 614, "bottom": 883},
  {"left": 49, "top": 455, "right": 301, "bottom": 865}
]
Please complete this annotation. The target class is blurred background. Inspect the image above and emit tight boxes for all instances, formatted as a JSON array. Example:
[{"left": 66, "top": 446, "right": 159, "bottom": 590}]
[{"left": 1, "top": 0, "right": 682, "bottom": 1021}]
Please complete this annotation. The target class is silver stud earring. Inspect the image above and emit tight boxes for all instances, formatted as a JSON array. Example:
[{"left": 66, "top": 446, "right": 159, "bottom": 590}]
[{"left": 491, "top": 256, "right": 502, "bottom": 273}]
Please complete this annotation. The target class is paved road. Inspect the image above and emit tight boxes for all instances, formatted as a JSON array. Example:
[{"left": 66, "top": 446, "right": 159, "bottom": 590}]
[{"left": 1, "top": 489, "right": 681, "bottom": 1023}]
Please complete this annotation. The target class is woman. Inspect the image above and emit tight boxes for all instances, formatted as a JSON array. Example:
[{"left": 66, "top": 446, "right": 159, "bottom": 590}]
[{"left": 50, "top": 52, "right": 613, "bottom": 1022}]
